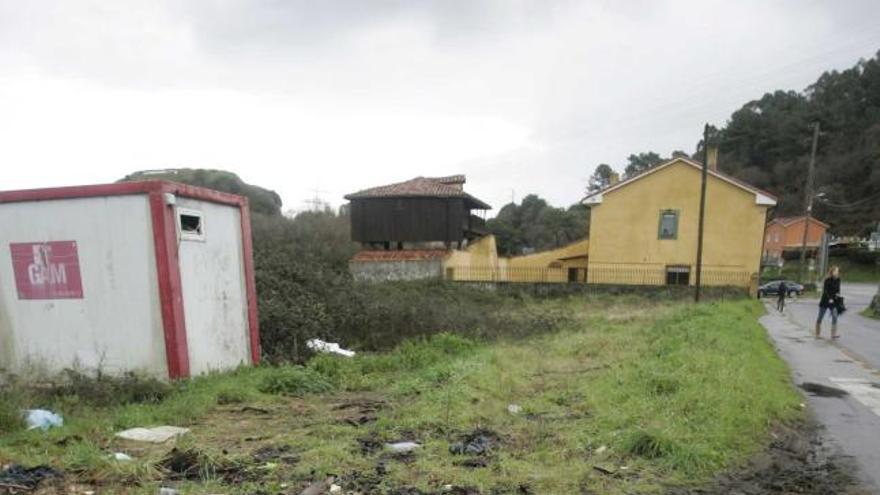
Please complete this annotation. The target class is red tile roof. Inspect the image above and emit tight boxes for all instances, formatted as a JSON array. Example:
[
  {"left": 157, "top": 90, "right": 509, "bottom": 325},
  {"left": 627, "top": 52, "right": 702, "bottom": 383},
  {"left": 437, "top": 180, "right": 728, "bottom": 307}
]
[
  {"left": 768, "top": 216, "right": 830, "bottom": 228},
  {"left": 345, "top": 175, "right": 491, "bottom": 209},
  {"left": 350, "top": 249, "right": 451, "bottom": 262}
]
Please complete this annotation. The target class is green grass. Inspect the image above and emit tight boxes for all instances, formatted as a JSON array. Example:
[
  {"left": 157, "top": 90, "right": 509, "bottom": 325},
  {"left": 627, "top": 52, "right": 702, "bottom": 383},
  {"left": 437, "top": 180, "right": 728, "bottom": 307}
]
[
  {"left": 0, "top": 297, "right": 801, "bottom": 494},
  {"left": 762, "top": 257, "right": 880, "bottom": 284},
  {"left": 860, "top": 307, "right": 880, "bottom": 320}
]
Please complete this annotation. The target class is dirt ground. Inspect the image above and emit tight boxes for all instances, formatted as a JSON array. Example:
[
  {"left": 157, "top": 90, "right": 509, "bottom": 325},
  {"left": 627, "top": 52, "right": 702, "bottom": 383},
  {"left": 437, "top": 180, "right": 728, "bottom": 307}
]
[
  {"left": 11, "top": 418, "right": 868, "bottom": 495},
  {"left": 666, "top": 421, "right": 869, "bottom": 495}
]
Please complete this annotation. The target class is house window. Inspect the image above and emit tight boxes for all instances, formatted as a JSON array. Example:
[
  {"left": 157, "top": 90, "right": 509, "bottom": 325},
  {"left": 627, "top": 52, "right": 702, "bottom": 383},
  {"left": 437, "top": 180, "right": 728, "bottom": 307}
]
[
  {"left": 658, "top": 210, "right": 679, "bottom": 239},
  {"left": 177, "top": 208, "right": 205, "bottom": 241},
  {"left": 665, "top": 265, "right": 690, "bottom": 286}
]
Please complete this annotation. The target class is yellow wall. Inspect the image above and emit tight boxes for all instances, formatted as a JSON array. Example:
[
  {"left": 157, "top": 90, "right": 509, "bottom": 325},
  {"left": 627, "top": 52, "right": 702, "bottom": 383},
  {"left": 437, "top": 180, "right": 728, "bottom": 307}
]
[
  {"left": 443, "top": 236, "right": 589, "bottom": 283},
  {"left": 587, "top": 160, "right": 768, "bottom": 287}
]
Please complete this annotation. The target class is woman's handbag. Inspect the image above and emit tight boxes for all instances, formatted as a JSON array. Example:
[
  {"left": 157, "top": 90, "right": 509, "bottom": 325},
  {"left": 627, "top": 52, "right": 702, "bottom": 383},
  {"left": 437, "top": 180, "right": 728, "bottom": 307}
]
[{"left": 835, "top": 296, "right": 847, "bottom": 315}]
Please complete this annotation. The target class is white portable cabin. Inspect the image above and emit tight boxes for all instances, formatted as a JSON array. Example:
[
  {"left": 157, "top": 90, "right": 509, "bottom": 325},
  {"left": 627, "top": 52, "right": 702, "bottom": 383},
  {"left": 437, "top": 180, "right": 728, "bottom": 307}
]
[{"left": 0, "top": 181, "right": 260, "bottom": 379}]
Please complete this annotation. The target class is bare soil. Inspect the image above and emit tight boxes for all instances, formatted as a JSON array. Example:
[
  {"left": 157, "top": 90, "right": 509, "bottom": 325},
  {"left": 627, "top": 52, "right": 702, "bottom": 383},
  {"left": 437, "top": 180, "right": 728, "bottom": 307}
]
[{"left": 666, "top": 421, "right": 870, "bottom": 495}]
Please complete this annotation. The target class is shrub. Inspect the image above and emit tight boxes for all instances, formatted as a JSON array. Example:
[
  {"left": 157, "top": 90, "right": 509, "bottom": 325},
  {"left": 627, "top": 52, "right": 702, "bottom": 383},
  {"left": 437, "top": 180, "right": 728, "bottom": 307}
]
[
  {"left": 258, "top": 366, "right": 334, "bottom": 396},
  {"left": 47, "top": 369, "right": 172, "bottom": 407}
]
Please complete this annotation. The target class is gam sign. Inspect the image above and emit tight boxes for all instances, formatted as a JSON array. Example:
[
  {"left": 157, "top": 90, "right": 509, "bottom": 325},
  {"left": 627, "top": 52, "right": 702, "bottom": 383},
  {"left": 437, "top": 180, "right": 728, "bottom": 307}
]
[{"left": 10, "top": 241, "right": 84, "bottom": 300}]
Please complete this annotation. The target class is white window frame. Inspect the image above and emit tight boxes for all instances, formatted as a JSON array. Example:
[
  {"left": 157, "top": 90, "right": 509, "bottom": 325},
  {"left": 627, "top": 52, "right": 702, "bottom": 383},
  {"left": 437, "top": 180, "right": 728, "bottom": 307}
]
[{"left": 177, "top": 207, "right": 206, "bottom": 242}]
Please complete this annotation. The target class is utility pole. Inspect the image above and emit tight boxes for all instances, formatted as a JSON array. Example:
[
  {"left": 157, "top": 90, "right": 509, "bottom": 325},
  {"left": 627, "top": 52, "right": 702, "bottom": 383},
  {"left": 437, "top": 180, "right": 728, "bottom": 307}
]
[
  {"left": 799, "top": 122, "right": 820, "bottom": 284},
  {"left": 694, "top": 124, "right": 710, "bottom": 303}
]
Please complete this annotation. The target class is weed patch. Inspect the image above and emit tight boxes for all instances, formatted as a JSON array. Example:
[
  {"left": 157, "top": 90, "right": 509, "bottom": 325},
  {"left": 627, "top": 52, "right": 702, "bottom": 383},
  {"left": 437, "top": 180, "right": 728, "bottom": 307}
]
[
  {"left": 258, "top": 366, "right": 334, "bottom": 396},
  {"left": 0, "top": 390, "right": 24, "bottom": 433}
]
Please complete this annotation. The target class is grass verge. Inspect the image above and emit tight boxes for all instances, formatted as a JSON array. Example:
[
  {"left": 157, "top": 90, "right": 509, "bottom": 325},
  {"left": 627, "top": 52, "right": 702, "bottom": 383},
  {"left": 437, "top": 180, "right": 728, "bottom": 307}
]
[{"left": 0, "top": 296, "right": 801, "bottom": 494}]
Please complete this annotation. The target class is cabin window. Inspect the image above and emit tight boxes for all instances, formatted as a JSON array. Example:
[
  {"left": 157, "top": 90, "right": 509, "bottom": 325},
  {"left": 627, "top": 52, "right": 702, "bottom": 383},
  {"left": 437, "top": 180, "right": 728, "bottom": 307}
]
[
  {"left": 178, "top": 208, "right": 205, "bottom": 241},
  {"left": 658, "top": 210, "right": 679, "bottom": 240},
  {"left": 665, "top": 265, "right": 690, "bottom": 286}
]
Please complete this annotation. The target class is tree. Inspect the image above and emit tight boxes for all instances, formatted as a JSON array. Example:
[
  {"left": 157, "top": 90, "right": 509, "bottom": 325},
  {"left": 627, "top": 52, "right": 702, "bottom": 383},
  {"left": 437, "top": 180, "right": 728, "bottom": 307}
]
[
  {"left": 486, "top": 194, "right": 588, "bottom": 255},
  {"left": 587, "top": 164, "right": 615, "bottom": 193},
  {"left": 623, "top": 152, "right": 664, "bottom": 178}
]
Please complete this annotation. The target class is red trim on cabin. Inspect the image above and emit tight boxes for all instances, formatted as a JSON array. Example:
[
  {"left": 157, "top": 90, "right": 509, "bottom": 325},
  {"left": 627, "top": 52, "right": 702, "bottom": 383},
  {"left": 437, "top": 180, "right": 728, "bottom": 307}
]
[
  {"left": 1, "top": 179, "right": 261, "bottom": 378},
  {"left": 0, "top": 180, "right": 247, "bottom": 207},
  {"left": 238, "top": 199, "right": 261, "bottom": 365},
  {"left": 149, "top": 192, "right": 191, "bottom": 379}
]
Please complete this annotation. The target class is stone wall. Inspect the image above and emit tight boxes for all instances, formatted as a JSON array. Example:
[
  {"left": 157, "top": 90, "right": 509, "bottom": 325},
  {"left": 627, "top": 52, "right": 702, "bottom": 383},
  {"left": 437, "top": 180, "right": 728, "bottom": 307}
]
[{"left": 350, "top": 259, "right": 444, "bottom": 282}]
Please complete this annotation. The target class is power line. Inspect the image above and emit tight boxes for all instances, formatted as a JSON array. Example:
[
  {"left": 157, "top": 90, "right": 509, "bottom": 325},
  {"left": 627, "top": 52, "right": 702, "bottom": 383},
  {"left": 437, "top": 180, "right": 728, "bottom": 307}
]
[{"left": 817, "top": 190, "right": 880, "bottom": 209}]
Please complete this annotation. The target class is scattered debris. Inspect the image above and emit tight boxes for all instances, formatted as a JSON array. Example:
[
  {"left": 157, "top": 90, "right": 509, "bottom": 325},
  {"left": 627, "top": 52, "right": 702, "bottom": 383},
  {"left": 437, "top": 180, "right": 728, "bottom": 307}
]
[
  {"left": 299, "top": 476, "right": 336, "bottom": 495},
  {"left": 333, "top": 398, "right": 385, "bottom": 426},
  {"left": 594, "top": 445, "right": 607, "bottom": 455},
  {"left": 385, "top": 441, "right": 420, "bottom": 453},
  {"left": 592, "top": 464, "right": 616, "bottom": 476},
  {"left": 116, "top": 426, "right": 190, "bottom": 443},
  {"left": 307, "top": 339, "right": 355, "bottom": 357},
  {"left": 0, "top": 464, "right": 62, "bottom": 492},
  {"left": 158, "top": 488, "right": 179, "bottom": 495},
  {"left": 799, "top": 382, "right": 849, "bottom": 398},
  {"left": 506, "top": 404, "right": 522, "bottom": 415},
  {"left": 454, "top": 457, "right": 489, "bottom": 468},
  {"left": 158, "top": 448, "right": 203, "bottom": 480},
  {"left": 111, "top": 452, "right": 133, "bottom": 461},
  {"left": 356, "top": 436, "right": 384, "bottom": 456},
  {"left": 388, "top": 487, "right": 426, "bottom": 495},
  {"left": 252, "top": 445, "right": 298, "bottom": 465},
  {"left": 239, "top": 406, "right": 270, "bottom": 415},
  {"left": 329, "top": 484, "right": 343, "bottom": 494},
  {"left": 449, "top": 428, "right": 500, "bottom": 456},
  {"left": 441, "top": 486, "right": 482, "bottom": 495},
  {"left": 244, "top": 435, "right": 270, "bottom": 442},
  {"left": 24, "top": 409, "right": 63, "bottom": 431}
]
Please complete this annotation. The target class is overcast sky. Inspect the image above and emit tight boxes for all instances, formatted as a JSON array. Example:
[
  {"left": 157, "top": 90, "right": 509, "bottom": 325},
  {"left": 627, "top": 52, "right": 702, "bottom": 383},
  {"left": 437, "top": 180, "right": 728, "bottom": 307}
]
[{"left": 2, "top": 0, "right": 879, "bottom": 214}]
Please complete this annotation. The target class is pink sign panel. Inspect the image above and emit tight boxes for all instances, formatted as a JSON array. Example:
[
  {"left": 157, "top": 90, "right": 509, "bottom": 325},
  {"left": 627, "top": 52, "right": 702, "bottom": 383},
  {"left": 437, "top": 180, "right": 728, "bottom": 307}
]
[{"left": 10, "top": 241, "right": 84, "bottom": 300}]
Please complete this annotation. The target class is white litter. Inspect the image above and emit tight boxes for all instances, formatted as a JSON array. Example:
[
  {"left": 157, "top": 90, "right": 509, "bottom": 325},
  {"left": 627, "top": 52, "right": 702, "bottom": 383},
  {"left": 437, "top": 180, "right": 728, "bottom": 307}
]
[
  {"left": 158, "top": 488, "right": 179, "bottom": 495},
  {"left": 111, "top": 452, "right": 133, "bottom": 461},
  {"left": 116, "top": 426, "right": 190, "bottom": 443},
  {"left": 507, "top": 404, "right": 522, "bottom": 415},
  {"left": 385, "top": 441, "right": 420, "bottom": 453},
  {"left": 24, "top": 409, "right": 64, "bottom": 431},
  {"left": 307, "top": 339, "right": 355, "bottom": 357},
  {"left": 329, "top": 485, "right": 343, "bottom": 493},
  {"left": 595, "top": 445, "right": 607, "bottom": 455}
]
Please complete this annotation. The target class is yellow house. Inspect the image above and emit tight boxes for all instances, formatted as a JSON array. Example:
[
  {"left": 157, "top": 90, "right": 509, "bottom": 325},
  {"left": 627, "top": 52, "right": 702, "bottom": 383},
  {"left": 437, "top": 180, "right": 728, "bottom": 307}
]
[{"left": 583, "top": 157, "right": 775, "bottom": 287}]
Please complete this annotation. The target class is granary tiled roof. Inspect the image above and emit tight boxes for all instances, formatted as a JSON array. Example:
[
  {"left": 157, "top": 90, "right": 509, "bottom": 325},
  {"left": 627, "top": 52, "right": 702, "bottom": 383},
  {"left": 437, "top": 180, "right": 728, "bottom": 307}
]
[
  {"left": 345, "top": 175, "right": 491, "bottom": 209},
  {"left": 350, "top": 249, "right": 451, "bottom": 262}
]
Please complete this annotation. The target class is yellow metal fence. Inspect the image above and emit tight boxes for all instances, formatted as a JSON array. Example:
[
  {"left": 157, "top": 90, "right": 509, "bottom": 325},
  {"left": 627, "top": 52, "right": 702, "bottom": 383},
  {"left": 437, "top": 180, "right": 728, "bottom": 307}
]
[{"left": 445, "top": 264, "right": 751, "bottom": 287}]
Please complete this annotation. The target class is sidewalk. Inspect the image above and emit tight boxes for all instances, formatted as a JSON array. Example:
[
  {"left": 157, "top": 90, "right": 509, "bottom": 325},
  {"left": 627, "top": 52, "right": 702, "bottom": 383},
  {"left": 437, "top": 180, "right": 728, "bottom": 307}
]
[{"left": 761, "top": 305, "right": 880, "bottom": 492}]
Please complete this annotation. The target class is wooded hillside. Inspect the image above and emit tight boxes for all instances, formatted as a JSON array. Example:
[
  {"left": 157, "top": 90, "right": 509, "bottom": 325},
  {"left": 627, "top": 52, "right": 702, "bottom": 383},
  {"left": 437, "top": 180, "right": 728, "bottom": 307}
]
[{"left": 592, "top": 50, "right": 880, "bottom": 236}]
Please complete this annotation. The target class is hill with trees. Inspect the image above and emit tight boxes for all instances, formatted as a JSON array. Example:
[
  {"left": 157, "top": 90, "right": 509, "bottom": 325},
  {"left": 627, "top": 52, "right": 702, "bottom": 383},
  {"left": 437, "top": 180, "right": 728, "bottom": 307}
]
[
  {"left": 120, "top": 169, "right": 284, "bottom": 216},
  {"left": 589, "top": 50, "right": 880, "bottom": 236}
]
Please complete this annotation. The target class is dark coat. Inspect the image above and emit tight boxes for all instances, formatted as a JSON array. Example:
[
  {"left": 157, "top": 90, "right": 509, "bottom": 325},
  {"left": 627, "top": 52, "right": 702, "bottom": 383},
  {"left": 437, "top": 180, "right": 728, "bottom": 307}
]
[
  {"left": 819, "top": 277, "right": 841, "bottom": 308},
  {"left": 777, "top": 281, "right": 787, "bottom": 298}
]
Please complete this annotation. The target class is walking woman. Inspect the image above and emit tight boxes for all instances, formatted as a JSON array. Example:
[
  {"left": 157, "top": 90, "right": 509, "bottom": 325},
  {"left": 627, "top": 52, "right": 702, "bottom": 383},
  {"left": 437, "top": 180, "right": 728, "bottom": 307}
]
[
  {"left": 777, "top": 280, "right": 787, "bottom": 312},
  {"left": 816, "top": 266, "right": 842, "bottom": 339}
]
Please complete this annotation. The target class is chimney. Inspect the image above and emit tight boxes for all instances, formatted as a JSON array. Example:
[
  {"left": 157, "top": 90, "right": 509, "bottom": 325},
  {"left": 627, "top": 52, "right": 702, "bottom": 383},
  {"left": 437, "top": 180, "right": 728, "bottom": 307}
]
[
  {"left": 706, "top": 146, "right": 719, "bottom": 172},
  {"left": 609, "top": 172, "right": 620, "bottom": 186}
]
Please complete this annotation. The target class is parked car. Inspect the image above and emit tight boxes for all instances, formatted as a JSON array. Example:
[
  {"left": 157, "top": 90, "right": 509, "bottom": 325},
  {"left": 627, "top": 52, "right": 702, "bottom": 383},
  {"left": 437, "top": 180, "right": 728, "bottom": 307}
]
[{"left": 758, "top": 280, "right": 804, "bottom": 298}]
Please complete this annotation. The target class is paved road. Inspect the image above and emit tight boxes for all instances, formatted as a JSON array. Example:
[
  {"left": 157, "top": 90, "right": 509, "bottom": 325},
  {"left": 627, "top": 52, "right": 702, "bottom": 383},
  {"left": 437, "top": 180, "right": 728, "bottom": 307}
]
[
  {"left": 783, "top": 282, "right": 880, "bottom": 369},
  {"left": 762, "top": 283, "right": 880, "bottom": 492}
]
